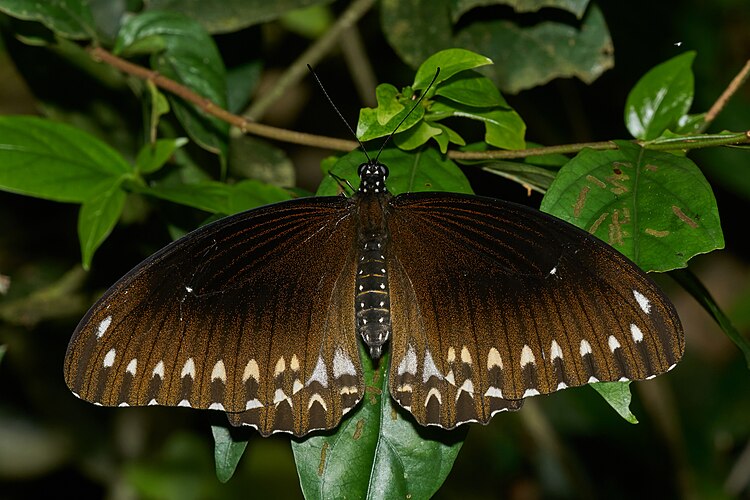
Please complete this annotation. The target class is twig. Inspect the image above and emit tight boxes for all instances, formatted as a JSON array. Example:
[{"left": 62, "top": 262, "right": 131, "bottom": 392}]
[
  {"left": 700, "top": 58, "right": 750, "bottom": 133},
  {"left": 88, "top": 46, "right": 358, "bottom": 151},
  {"left": 245, "top": 0, "right": 377, "bottom": 121},
  {"left": 86, "top": 47, "right": 750, "bottom": 160}
]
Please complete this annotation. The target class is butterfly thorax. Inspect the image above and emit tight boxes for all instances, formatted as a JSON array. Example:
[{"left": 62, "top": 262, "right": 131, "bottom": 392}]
[{"left": 354, "top": 160, "right": 393, "bottom": 359}]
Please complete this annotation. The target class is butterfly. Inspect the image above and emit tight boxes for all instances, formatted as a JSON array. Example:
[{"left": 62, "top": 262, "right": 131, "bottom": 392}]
[{"left": 64, "top": 67, "right": 683, "bottom": 437}]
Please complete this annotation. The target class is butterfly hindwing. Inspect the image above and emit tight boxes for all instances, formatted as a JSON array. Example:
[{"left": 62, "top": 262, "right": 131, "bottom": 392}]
[
  {"left": 386, "top": 192, "right": 683, "bottom": 429},
  {"left": 65, "top": 196, "right": 365, "bottom": 436}
]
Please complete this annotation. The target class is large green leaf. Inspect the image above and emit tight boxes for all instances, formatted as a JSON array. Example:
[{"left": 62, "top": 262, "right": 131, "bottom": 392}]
[
  {"left": 381, "top": 0, "right": 613, "bottom": 93},
  {"left": 292, "top": 344, "right": 466, "bottom": 500},
  {"left": 115, "top": 11, "right": 229, "bottom": 158},
  {"left": 145, "top": 0, "right": 335, "bottom": 34},
  {"left": 412, "top": 48, "right": 493, "bottom": 90},
  {"left": 0, "top": 0, "right": 96, "bottom": 39},
  {"left": 540, "top": 141, "right": 724, "bottom": 271},
  {"left": 317, "top": 148, "right": 473, "bottom": 196},
  {"left": 77, "top": 181, "right": 126, "bottom": 270},
  {"left": 430, "top": 100, "right": 526, "bottom": 150},
  {"left": 0, "top": 116, "right": 131, "bottom": 203},
  {"left": 624, "top": 52, "right": 696, "bottom": 140}
]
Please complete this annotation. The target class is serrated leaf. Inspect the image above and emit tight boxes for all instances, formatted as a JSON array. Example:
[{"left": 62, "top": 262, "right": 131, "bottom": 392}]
[
  {"left": 136, "top": 138, "right": 188, "bottom": 174},
  {"left": 435, "top": 70, "right": 508, "bottom": 108},
  {"left": 292, "top": 343, "right": 465, "bottom": 500},
  {"left": 78, "top": 183, "right": 126, "bottom": 269},
  {"left": 317, "top": 148, "right": 473, "bottom": 196},
  {"left": 211, "top": 425, "right": 248, "bottom": 483},
  {"left": 540, "top": 141, "right": 724, "bottom": 271},
  {"left": 625, "top": 52, "right": 696, "bottom": 140},
  {"left": 413, "top": 48, "right": 493, "bottom": 90},
  {"left": 0, "top": 116, "right": 131, "bottom": 203},
  {"left": 591, "top": 382, "right": 638, "bottom": 424},
  {"left": 0, "top": 0, "right": 96, "bottom": 39}
]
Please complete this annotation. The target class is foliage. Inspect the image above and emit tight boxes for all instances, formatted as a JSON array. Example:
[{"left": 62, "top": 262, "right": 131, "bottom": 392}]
[{"left": 0, "top": 1, "right": 749, "bottom": 499}]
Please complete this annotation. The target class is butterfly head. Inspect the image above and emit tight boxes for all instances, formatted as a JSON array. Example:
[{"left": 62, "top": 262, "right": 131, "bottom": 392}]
[{"left": 357, "top": 160, "right": 389, "bottom": 195}]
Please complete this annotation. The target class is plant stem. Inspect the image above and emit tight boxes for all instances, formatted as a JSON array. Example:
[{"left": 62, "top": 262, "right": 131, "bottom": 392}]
[
  {"left": 245, "top": 0, "right": 377, "bottom": 121},
  {"left": 699, "top": 58, "right": 750, "bottom": 133},
  {"left": 87, "top": 47, "right": 750, "bottom": 161}
]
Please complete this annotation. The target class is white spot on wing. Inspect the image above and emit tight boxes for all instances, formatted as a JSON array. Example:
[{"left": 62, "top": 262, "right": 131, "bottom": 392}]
[
  {"left": 245, "top": 399, "right": 262, "bottom": 410},
  {"left": 608, "top": 335, "right": 621, "bottom": 352},
  {"left": 460, "top": 346, "right": 472, "bottom": 365},
  {"left": 178, "top": 399, "right": 191, "bottom": 407},
  {"left": 242, "top": 359, "right": 259, "bottom": 383},
  {"left": 103, "top": 348, "right": 116, "bottom": 368},
  {"left": 152, "top": 360, "right": 165, "bottom": 379},
  {"left": 209, "top": 402, "right": 225, "bottom": 411},
  {"left": 425, "top": 387, "right": 442, "bottom": 405},
  {"left": 484, "top": 386, "right": 503, "bottom": 398},
  {"left": 580, "top": 339, "right": 593, "bottom": 356},
  {"left": 211, "top": 360, "right": 226, "bottom": 383},
  {"left": 148, "top": 398, "right": 158, "bottom": 406},
  {"left": 397, "top": 344, "right": 417, "bottom": 376},
  {"left": 274, "top": 356, "right": 286, "bottom": 376},
  {"left": 96, "top": 316, "right": 112, "bottom": 339},
  {"left": 587, "top": 376, "right": 599, "bottom": 383},
  {"left": 126, "top": 358, "right": 137, "bottom": 376},
  {"left": 181, "top": 358, "right": 196, "bottom": 379},
  {"left": 333, "top": 348, "right": 357, "bottom": 378},
  {"left": 307, "top": 356, "right": 328, "bottom": 387},
  {"left": 422, "top": 349, "right": 443, "bottom": 382},
  {"left": 550, "top": 340, "right": 563, "bottom": 361},
  {"left": 523, "top": 388, "right": 540, "bottom": 397},
  {"left": 520, "top": 345, "right": 535, "bottom": 367},
  {"left": 308, "top": 393, "right": 328, "bottom": 411},
  {"left": 487, "top": 347, "right": 503, "bottom": 369},
  {"left": 456, "top": 379, "right": 474, "bottom": 397},
  {"left": 633, "top": 290, "right": 651, "bottom": 314},
  {"left": 273, "top": 389, "right": 289, "bottom": 405},
  {"left": 630, "top": 324, "right": 644, "bottom": 342}
]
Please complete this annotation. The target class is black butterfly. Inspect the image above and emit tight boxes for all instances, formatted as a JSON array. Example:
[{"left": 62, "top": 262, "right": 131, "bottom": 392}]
[{"left": 64, "top": 69, "right": 683, "bottom": 437}]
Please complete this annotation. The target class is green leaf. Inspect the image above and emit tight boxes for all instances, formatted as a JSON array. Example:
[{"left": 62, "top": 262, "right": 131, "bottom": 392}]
[
  {"left": 431, "top": 100, "right": 526, "bottom": 150},
  {"left": 211, "top": 425, "right": 248, "bottom": 483},
  {"left": 450, "top": 0, "right": 590, "bottom": 20},
  {"left": 115, "top": 11, "right": 229, "bottom": 158},
  {"left": 392, "top": 120, "right": 443, "bottom": 150},
  {"left": 145, "top": 0, "right": 336, "bottom": 34},
  {"left": 435, "top": 70, "right": 508, "bottom": 108},
  {"left": 226, "top": 180, "right": 294, "bottom": 214},
  {"left": 455, "top": 4, "right": 613, "bottom": 93},
  {"left": 624, "top": 52, "right": 696, "bottom": 140},
  {"left": 540, "top": 141, "right": 724, "bottom": 272},
  {"left": 670, "top": 269, "right": 750, "bottom": 368},
  {"left": 413, "top": 48, "right": 493, "bottom": 90},
  {"left": 280, "top": 4, "right": 334, "bottom": 38},
  {"left": 432, "top": 123, "right": 466, "bottom": 153},
  {"left": 317, "top": 148, "right": 473, "bottom": 196},
  {"left": 374, "top": 84, "right": 406, "bottom": 125},
  {"left": 382, "top": 0, "right": 613, "bottom": 93},
  {"left": 135, "top": 138, "right": 189, "bottom": 174},
  {"left": 145, "top": 181, "right": 232, "bottom": 214},
  {"left": 357, "top": 98, "right": 425, "bottom": 142},
  {"left": 0, "top": 0, "right": 96, "bottom": 39},
  {"left": 0, "top": 116, "right": 132, "bottom": 203},
  {"left": 292, "top": 344, "right": 466, "bottom": 500},
  {"left": 78, "top": 183, "right": 126, "bottom": 270},
  {"left": 591, "top": 382, "right": 638, "bottom": 424},
  {"left": 481, "top": 161, "right": 557, "bottom": 194}
]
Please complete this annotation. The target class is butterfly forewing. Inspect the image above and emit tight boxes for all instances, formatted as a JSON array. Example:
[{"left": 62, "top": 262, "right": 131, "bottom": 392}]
[
  {"left": 65, "top": 197, "right": 365, "bottom": 436},
  {"left": 386, "top": 193, "right": 683, "bottom": 429}
]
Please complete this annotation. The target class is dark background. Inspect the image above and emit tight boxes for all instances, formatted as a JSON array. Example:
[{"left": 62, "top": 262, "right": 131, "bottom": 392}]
[{"left": 1, "top": 1, "right": 749, "bottom": 498}]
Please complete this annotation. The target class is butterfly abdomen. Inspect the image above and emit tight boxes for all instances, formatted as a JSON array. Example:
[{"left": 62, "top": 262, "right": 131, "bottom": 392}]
[{"left": 356, "top": 232, "right": 391, "bottom": 359}]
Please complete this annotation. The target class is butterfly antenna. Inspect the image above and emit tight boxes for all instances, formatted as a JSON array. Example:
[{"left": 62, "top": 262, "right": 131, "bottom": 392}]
[
  {"left": 307, "top": 64, "right": 372, "bottom": 162},
  {"left": 374, "top": 67, "right": 441, "bottom": 162}
]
